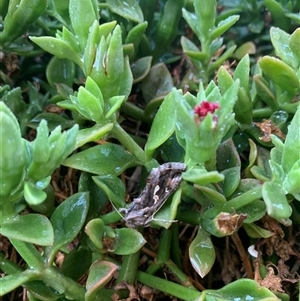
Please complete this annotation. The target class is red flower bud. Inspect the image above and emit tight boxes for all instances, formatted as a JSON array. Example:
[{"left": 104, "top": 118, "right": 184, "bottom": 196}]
[{"left": 194, "top": 101, "right": 220, "bottom": 117}]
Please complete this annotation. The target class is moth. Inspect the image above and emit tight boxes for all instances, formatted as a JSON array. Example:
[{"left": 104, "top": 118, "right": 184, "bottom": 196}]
[{"left": 120, "top": 162, "right": 186, "bottom": 228}]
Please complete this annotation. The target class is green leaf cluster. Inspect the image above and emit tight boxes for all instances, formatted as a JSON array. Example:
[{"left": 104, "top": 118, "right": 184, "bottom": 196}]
[{"left": 1, "top": 0, "right": 299, "bottom": 300}]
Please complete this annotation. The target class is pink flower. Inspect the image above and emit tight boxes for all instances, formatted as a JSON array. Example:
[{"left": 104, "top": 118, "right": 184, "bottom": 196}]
[{"left": 194, "top": 101, "right": 220, "bottom": 117}]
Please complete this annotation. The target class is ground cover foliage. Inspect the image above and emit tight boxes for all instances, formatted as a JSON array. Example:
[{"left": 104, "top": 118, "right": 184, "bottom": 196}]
[{"left": 0, "top": 0, "right": 300, "bottom": 300}]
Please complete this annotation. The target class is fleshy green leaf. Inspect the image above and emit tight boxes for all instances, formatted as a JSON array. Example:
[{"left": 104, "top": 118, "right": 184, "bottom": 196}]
[
  {"left": 75, "top": 123, "right": 114, "bottom": 149},
  {"left": 131, "top": 56, "right": 152, "bottom": 83},
  {"left": 181, "top": 36, "right": 205, "bottom": 69},
  {"left": 289, "top": 28, "right": 300, "bottom": 61},
  {"left": 270, "top": 27, "right": 298, "bottom": 70},
  {"left": 125, "top": 22, "right": 148, "bottom": 55},
  {"left": 264, "top": 1, "right": 290, "bottom": 30},
  {"left": 83, "top": 21, "right": 101, "bottom": 75},
  {"left": 0, "top": 270, "right": 40, "bottom": 296},
  {"left": 236, "top": 200, "right": 266, "bottom": 223},
  {"left": 282, "top": 105, "right": 300, "bottom": 173},
  {"left": 105, "top": 95, "right": 126, "bottom": 119},
  {"left": 259, "top": 56, "right": 299, "bottom": 94},
  {"left": 69, "top": 0, "right": 98, "bottom": 51},
  {"left": 145, "top": 92, "right": 176, "bottom": 159},
  {"left": 24, "top": 181, "right": 47, "bottom": 205},
  {"left": 202, "top": 278, "right": 280, "bottom": 300},
  {"left": 211, "top": 15, "right": 239, "bottom": 40},
  {"left": 152, "top": 187, "right": 182, "bottom": 229},
  {"left": 27, "top": 113, "right": 76, "bottom": 131},
  {"left": 182, "top": 10, "right": 200, "bottom": 41},
  {"left": 189, "top": 227, "right": 215, "bottom": 278},
  {"left": 45, "top": 192, "right": 89, "bottom": 263},
  {"left": 1, "top": 214, "right": 54, "bottom": 246},
  {"left": 85, "top": 218, "right": 105, "bottom": 249},
  {"left": 111, "top": 228, "right": 146, "bottom": 255},
  {"left": 233, "top": 54, "right": 250, "bottom": 92},
  {"left": 46, "top": 57, "right": 75, "bottom": 87},
  {"left": 0, "top": 102, "right": 25, "bottom": 198},
  {"left": 105, "top": 0, "right": 144, "bottom": 23},
  {"left": 216, "top": 138, "right": 241, "bottom": 197},
  {"left": 92, "top": 174, "right": 126, "bottom": 208},
  {"left": 262, "top": 181, "right": 292, "bottom": 223},
  {"left": 85, "top": 260, "right": 118, "bottom": 301},
  {"left": 183, "top": 168, "right": 224, "bottom": 185},
  {"left": 30, "top": 36, "right": 83, "bottom": 68},
  {"left": 253, "top": 74, "right": 278, "bottom": 110},
  {"left": 9, "top": 239, "right": 45, "bottom": 270},
  {"left": 53, "top": 0, "right": 70, "bottom": 25},
  {"left": 142, "top": 63, "right": 174, "bottom": 108},
  {"left": 63, "top": 143, "right": 142, "bottom": 176},
  {"left": 77, "top": 86, "right": 103, "bottom": 123},
  {"left": 195, "top": 185, "right": 226, "bottom": 207},
  {"left": 60, "top": 248, "right": 93, "bottom": 281},
  {"left": 26, "top": 280, "right": 64, "bottom": 300},
  {"left": 284, "top": 159, "right": 300, "bottom": 200},
  {"left": 243, "top": 223, "right": 274, "bottom": 238},
  {"left": 193, "top": 0, "right": 216, "bottom": 43}
]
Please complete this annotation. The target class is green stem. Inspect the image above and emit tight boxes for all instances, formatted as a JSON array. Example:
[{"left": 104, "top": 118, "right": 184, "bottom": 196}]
[
  {"left": 0, "top": 202, "right": 18, "bottom": 223},
  {"left": 170, "top": 224, "right": 182, "bottom": 269},
  {"left": 146, "top": 262, "right": 161, "bottom": 275},
  {"left": 200, "top": 40, "right": 211, "bottom": 84},
  {"left": 176, "top": 207, "right": 201, "bottom": 225},
  {"left": 137, "top": 271, "right": 201, "bottom": 301},
  {"left": 0, "top": 253, "right": 38, "bottom": 275},
  {"left": 116, "top": 251, "right": 140, "bottom": 285},
  {"left": 10, "top": 239, "right": 45, "bottom": 270},
  {"left": 0, "top": 269, "right": 41, "bottom": 296},
  {"left": 221, "top": 186, "right": 262, "bottom": 212},
  {"left": 252, "top": 107, "right": 273, "bottom": 119},
  {"left": 164, "top": 260, "right": 197, "bottom": 290},
  {"left": 3, "top": 244, "right": 86, "bottom": 300},
  {"left": 35, "top": 18, "right": 54, "bottom": 36},
  {"left": 156, "top": 228, "right": 172, "bottom": 264},
  {"left": 121, "top": 102, "right": 147, "bottom": 123},
  {"left": 43, "top": 266, "right": 86, "bottom": 299},
  {"left": 101, "top": 210, "right": 123, "bottom": 225},
  {"left": 111, "top": 123, "right": 147, "bottom": 164}
]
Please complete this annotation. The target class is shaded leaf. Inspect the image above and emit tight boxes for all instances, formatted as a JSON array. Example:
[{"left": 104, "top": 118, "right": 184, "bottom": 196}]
[
  {"left": 92, "top": 174, "right": 126, "bottom": 208},
  {"left": 131, "top": 57, "right": 152, "bottom": 84},
  {"left": 46, "top": 57, "right": 75, "bottom": 87},
  {"left": 61, "top": 248, "right": 93, "bottom": 281},
  {"left": 142, "top": 63, "right": 174, "bottom": 104},
  {"left": 243, "top": 223, "right": 274, "bottom": 238},
  {"left": 27, "top": 113, "right": 75, "bottom": 131}
]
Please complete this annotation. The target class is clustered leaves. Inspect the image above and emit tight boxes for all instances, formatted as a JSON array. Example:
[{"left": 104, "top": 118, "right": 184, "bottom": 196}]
[{"left": 0, "top": 0, "right": 299, "bottom": 300}]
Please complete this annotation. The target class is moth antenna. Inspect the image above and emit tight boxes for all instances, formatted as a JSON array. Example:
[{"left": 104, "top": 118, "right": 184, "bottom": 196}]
[
  {"left": 151, "top": 216, "right": 178, "bottom": 226},
  {"left": 109, "top": 199, "right": 125, "bottom": 220}
]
